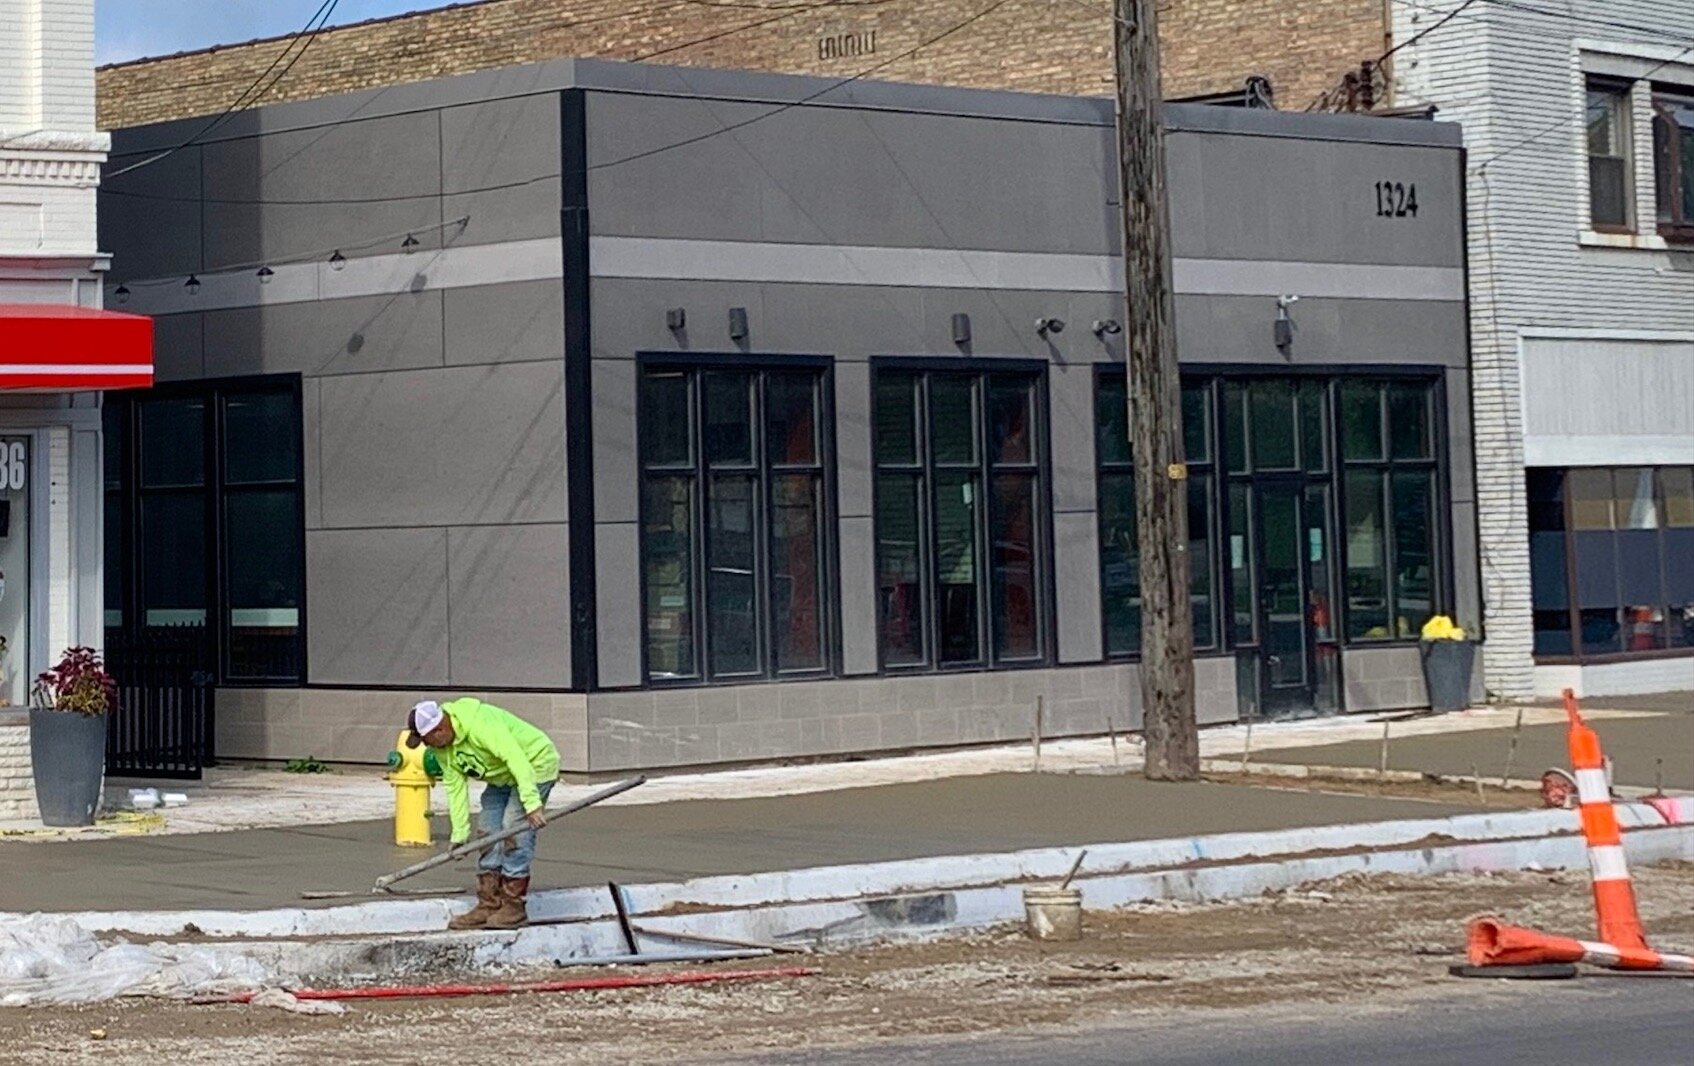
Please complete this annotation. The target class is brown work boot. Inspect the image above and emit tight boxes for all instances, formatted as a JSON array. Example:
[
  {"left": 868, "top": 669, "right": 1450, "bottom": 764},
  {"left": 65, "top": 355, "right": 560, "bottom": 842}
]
[
  {"left": 447, "top": 871, "right": 503, "bottom": 931},
  {"left": 484, "top": 876, "right": 530, "bottom": 929}
]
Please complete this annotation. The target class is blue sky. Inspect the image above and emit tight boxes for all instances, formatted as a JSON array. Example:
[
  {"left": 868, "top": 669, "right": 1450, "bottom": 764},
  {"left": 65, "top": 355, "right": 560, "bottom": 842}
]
[{"left": 95, "top": 1, "right": 434, "bottom": 66}]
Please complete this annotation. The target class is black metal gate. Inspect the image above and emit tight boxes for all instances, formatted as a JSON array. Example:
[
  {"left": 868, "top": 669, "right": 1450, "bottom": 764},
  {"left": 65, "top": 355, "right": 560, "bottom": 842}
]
[{"left": 104, "top": 625, "right": 215, "bottom": 779}]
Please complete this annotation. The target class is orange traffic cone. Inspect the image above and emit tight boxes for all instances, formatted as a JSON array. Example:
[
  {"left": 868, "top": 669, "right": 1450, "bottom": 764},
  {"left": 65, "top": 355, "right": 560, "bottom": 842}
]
[
  {"left": 1461, "top": 690, "right": 1694, "bottom": 975},
  {"left": 1561, "top": 689, "right": 1649, "bottom": 952}
]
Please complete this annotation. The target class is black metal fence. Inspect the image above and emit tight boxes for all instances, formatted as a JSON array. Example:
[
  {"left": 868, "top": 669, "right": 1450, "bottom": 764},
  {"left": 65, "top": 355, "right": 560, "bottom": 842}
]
[{"left": 104, "top": 625, "right": 215, "bottom": 780}]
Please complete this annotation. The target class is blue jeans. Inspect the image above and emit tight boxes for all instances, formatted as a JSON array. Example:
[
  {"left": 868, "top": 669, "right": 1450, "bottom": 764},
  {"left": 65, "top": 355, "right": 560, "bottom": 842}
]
[{"left": 475, "top": 780, "right": 553, "bottom": 879}]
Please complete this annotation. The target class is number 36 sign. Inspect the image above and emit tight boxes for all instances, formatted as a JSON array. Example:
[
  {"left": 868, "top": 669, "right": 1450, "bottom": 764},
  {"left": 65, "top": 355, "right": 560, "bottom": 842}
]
[{"left": 0, "top": 441, "right": 27, "bottom": 491}]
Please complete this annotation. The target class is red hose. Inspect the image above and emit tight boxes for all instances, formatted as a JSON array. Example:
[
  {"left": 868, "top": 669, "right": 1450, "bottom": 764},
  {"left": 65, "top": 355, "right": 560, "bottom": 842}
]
[{"left": 215, "top": 966, "right": 816, "bottom": 1003}]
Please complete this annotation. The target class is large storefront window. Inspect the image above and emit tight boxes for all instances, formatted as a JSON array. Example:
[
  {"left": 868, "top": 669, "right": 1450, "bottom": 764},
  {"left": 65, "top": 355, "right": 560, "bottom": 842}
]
[
  {"left": 104, "top": 379, "right": 306, "bottom": 684},
  {"left": 1094, "top": 372, "right": 1217, "bottom": 656},
  {"left": 639, "top": 364, "right": 833, "bottom": 682},
  {"left": 1094, "top": 370, "right": 1449, "bottom": 715},
  {"left": 874, "top": 366, "right": 1049, "bottom": 670},
  {"left": 1528, "top": 466, "right": 1694, "bottom": 659},
  {"left": 1339, "top": 380, "right": 1440, "bottom": 641}
]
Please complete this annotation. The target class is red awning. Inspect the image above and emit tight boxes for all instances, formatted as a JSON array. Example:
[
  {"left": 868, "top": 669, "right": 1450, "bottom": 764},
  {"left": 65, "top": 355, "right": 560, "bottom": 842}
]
[{"left": 0, "top": 304, "right": 154, "bottom": 391}]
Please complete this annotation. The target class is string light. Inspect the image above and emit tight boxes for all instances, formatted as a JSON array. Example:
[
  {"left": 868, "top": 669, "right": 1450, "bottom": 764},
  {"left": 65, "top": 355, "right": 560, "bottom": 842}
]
[{"left": 107, "top": 215, "right": 469, "bottom": 299}]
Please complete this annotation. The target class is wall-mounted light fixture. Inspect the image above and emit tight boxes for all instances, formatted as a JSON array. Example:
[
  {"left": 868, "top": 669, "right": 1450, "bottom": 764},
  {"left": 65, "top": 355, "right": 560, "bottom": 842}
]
[
  {"left": 256, "top": 266, "right": 275, "bottom": 285},
  {"left": 113, "top": 285, "right": 130, "bottom": 305},
  {"left": 951, "top": 313, "right": 971, "bottom": 346},
  {"left": 401, "top": 233, "right": 420, "bottom": 253},
  {"left": 1035, "top": 316, "right": 1065, "bottom": 337},
  {"left": 666, "top": 307, "right": 687, "bottom": 332},
  {"left": 184, "top": 274, "right": 201, "bottom": 295},
  {"left": 1275, "top": 294, "right": 1299, "bottom": 355},
  {"left": 328, "top": 250, "right": 347, "bottom": 272},
  {"left": 728, "top": 306, "right": 750, "bottom": 341},
  {"left": 1092, "top": 319, "right": 1122, "bottom": 337}
]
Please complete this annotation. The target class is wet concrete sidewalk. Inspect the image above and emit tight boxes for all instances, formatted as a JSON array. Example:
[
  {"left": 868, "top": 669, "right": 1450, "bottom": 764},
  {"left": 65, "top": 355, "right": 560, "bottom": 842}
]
[
  {"left": 1232, "top": 697, "right": 1693, "bottom": 790},
  {"left": 0, "top": 772, "right": 1480, "bottom": 914}
]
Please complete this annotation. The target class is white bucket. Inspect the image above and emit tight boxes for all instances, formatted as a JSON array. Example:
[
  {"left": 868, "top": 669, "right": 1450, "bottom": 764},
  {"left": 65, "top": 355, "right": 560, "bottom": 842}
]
[{"left": 1023, "top": 884, "right": 1083, "bottom": 941}]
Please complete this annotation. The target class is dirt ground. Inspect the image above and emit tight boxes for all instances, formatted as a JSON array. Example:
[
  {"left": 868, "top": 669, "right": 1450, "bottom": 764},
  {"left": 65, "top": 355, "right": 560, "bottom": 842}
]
[{"left": 4, "top": 863, "right": 1692, "bottom": 1066}]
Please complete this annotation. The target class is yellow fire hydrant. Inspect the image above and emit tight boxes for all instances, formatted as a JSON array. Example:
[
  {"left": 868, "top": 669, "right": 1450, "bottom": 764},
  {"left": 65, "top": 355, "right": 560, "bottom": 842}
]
[{"left": 386, "top": 729, "right": 441, "bottom": 847}]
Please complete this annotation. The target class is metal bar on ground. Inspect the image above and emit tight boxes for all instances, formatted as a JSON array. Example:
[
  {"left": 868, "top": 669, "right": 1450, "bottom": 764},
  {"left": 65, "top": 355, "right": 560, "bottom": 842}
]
[
  {"left": 609, "top": 881, "right": 639, "bottom": 955},
  {"left": 630, "top": 922, "right": 812, "bottom": 955},
  {"left": 370, "top": 776, "right": 646, "bottom": 892}
]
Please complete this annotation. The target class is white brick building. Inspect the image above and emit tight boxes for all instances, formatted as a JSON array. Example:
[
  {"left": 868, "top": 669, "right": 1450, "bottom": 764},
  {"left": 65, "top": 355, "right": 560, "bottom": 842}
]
[
  {"left": 0, "top": 0, "right": 152, "bottom": 809},
  {"left": 1392, "top": 0, "right": 1694, "bottom": 699}
]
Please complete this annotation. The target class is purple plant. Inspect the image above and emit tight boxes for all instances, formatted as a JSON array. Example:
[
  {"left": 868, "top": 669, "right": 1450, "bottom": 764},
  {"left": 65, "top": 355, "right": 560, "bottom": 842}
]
[{"left": 33, "top": 646, "right": 118, "bottom": 716}]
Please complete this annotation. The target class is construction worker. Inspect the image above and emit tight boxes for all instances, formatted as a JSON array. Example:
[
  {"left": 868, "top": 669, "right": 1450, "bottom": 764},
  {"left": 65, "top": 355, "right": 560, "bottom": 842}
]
[{"left": 405, "top": 698, "right": 560, "bottom": 929}]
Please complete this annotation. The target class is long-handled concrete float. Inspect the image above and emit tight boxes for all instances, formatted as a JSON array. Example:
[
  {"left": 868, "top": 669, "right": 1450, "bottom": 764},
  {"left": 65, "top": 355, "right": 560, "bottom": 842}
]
[{"left": 301, "top": 776, "right": 646, "bottom": 900}]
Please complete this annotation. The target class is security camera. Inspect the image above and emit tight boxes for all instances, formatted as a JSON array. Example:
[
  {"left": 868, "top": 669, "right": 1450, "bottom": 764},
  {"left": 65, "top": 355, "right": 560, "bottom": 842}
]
[
  {"left": 1036, "top": 317, "right": 1066, "bottom": 335},
  {"left": 1277, "top": 294, "right": 1300, "bottom": 311},
  {"left": 1092, "top": 319, "right": 1123, "bottom": 336}
]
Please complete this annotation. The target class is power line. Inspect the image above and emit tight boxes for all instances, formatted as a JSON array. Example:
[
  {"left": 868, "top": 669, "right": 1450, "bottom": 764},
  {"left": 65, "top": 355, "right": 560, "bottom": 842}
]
[
  {"left": 1475, "top": 42, "right": 1694, "bottom": 172},
  {"left": 103, "top": 0, "right": 1018, "bottom": 204},
  {"left": 106, "top": 0, "right": 343, "bottom": 179},
  {"left": 1306, "top": 0, "right": 1482, "bottom": 112},
  {"left": 589, "top": 0, "right": 1017, "bottom": 171}
]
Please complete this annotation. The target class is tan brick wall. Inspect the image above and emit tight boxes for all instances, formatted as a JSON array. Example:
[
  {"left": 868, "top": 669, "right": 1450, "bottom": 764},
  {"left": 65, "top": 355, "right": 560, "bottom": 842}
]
[{"left": 96, "top": 0, "right": 1385, "bottom": 130}]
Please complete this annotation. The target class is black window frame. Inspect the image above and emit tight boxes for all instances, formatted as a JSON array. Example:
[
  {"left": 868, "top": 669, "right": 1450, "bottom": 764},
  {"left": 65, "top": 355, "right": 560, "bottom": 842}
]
[
  {"left": 636, "top": 355, "right": 841, "bottom": 686},
  {"left": 1334, "top": 376, "right": 1446, "bottom": 644},
  {"left": 871, "top": 359, "right": 1055, "bottom": 673},
  {"left": 1527, "top": 464, "right": 1694, "bottom": 663},
  {"left": 1093, "top": 367, "right": 1220, "bottom": 659},
  {"left": 1653, "top": 85, "right": 1694, "bottom": 242},
  {"left": 1094, "top": 367, "right": 1452, "bottom": 660},
  {"left": 104, "top": 375, "right": 308, "bottom": 686}
]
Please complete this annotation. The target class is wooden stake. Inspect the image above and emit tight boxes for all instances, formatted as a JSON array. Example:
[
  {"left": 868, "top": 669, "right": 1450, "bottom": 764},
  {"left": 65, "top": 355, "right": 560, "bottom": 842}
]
[
  {"left": 1472, "top": 762, "right": 1486, "bottom": 806},
  {"left": 1105, "top": 713, "right": 1121, "bottom": 768},
  {"left": 1115, "top": 0, "right": 1197, "bottom": 781},
  {"left": 1240, "top": 718, "right": 1254, "bottom": 774},
  {"left": 1032, "top": 695, "right": 1044, "bottom": 773},
  {"left": 1499, "top": 707, "right": 1524, "bottom": 788},
  {"left": 1378, "top": 721, "right": 1391, "bottom": 780}
]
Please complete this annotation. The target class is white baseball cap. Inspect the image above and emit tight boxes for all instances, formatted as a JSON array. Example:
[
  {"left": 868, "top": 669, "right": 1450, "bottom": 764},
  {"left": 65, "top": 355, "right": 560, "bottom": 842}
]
[{"left": 405, "top": 700, "right": 444, "bottom": 748}]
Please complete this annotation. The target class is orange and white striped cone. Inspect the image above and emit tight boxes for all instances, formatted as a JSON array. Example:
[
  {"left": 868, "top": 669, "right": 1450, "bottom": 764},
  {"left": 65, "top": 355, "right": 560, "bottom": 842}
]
[
  {"left": 1466, "top": 916, "right": 1694, "bottom": 973},
  {"left": 1460, "top": 690, "right": 1694, "bottom": 975},
  {"left": 1561, "top": 688, "right": 1649, "bottom": 953}
]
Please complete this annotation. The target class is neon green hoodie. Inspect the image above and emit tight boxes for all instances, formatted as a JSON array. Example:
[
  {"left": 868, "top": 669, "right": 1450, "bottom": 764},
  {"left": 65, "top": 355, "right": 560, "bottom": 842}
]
[{"left": 437, "top": 698, "right": 560, "bottom": 844}]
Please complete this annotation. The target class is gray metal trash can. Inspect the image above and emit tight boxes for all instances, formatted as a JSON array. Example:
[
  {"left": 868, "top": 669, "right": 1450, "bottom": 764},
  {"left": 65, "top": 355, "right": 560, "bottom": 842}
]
[{"left": 1420, "top": 639, "right": 1477, "bottom": 713}]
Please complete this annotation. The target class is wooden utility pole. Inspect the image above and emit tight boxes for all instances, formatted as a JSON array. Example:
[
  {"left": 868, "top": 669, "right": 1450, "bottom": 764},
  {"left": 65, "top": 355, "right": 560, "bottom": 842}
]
[{"left": 1113, "top": 0, "right": 1198, "bottom": 780}]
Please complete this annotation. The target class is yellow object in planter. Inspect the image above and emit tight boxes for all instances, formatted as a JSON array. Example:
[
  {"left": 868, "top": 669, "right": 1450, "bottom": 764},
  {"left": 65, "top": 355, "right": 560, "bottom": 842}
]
[{"left": 1421, "top": 615, "right": 1466, "bottom": 641}]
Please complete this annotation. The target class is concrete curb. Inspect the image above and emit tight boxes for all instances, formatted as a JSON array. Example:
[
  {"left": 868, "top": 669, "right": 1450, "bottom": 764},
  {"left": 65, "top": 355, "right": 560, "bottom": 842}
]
[
  {"left": 27, "top": 798, "right": 1693, "bottom": 942},
  {"left": 196, "top": 820, "right": 1694, "bottom": 985}
]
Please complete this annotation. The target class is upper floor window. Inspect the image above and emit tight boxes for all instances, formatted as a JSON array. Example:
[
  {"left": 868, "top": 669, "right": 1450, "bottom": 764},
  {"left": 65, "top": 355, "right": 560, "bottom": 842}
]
[
  {"left": 1653, "top": 88, "right": 1694, "bottom": 239},
  {"left": 639, "top": 363, "right": 835, "bottom": 683},
  {"left": 874, "top": 366, "right": 1049, "bottom": 670},
  {"left": 1586, "top": 78, "right": 1633, "bottom": 230}
]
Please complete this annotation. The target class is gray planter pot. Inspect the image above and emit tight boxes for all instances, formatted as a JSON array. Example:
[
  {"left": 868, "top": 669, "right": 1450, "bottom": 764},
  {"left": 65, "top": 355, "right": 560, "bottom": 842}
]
[
  {"left": 1419, "top": 639, "right": 1478, "bottom": 713},
  {"left": 29, "top": 707, "right": 106, "bottom": 827}
]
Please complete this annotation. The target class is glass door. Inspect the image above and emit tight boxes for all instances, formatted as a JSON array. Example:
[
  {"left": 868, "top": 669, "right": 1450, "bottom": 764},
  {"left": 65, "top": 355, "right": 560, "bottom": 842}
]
[{"left": 1254, "top": 479, "right": 1336, "bottom": 716}]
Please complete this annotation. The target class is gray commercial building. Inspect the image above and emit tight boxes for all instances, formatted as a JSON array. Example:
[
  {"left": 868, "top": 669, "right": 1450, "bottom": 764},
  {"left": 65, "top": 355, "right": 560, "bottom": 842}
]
[{"left": 99, "top": 59, "right": 1477, "bottom": 772}]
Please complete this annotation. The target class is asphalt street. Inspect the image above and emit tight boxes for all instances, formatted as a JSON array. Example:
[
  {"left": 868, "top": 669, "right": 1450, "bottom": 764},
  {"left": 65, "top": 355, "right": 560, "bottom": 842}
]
[{"left": 738, "top": 978, "right": 1694, "bottom": 1065}]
